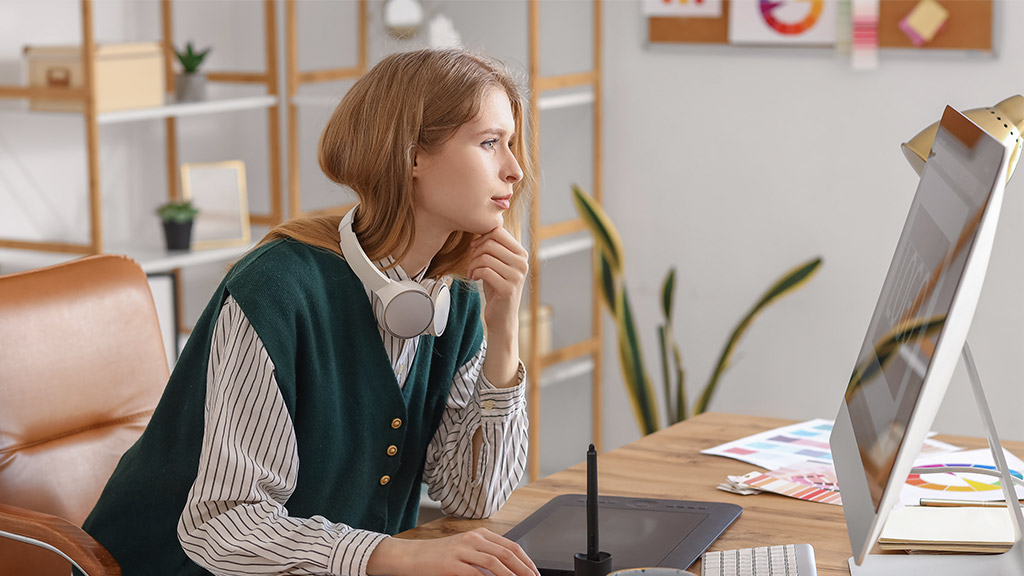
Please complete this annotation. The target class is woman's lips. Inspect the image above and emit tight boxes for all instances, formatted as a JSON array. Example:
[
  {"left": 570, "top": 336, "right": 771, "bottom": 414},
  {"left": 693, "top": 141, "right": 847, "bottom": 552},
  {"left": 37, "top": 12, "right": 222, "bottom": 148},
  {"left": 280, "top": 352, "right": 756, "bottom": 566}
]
[{"left": 492, "top": 195, "right": 511, "bottom": 210}]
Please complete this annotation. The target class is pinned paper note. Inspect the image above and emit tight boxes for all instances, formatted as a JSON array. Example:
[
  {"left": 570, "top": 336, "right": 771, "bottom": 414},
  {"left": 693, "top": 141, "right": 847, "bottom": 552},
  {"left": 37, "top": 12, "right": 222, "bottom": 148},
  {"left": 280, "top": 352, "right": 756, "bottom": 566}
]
[
  {"left": 899, "top": 0, "right": 949, "bottom": 46},
  {"left": 644, "top": 0, "right": 722, "bottom": 18}
]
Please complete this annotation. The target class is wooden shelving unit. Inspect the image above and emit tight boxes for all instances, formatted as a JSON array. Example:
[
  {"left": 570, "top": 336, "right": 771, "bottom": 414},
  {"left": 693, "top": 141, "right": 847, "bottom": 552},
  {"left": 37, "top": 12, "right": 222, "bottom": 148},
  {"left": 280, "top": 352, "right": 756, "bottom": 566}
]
[
  {"left": 0, "top": 0, "right": 284, "bottom": 258},
  {"left": 524, "top": 0, "right": 604, "bottom": 481},
  {"left": 284, "top": 0, "right": 367, "bottom": 220}
]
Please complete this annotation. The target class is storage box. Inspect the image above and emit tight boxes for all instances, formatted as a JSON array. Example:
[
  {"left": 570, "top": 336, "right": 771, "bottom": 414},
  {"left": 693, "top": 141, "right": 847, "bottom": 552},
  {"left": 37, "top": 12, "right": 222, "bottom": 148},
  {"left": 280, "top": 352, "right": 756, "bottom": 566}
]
[{"left": 24, "top": 42, "right": 165, "bottom": 113}]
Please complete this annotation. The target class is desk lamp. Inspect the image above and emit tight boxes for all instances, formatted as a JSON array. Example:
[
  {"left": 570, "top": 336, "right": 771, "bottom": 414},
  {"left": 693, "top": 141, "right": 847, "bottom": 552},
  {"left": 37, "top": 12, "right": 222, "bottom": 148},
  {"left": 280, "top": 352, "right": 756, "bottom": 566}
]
[{"left": 902, "top": 94, "right": 1024, "bottom": 183}]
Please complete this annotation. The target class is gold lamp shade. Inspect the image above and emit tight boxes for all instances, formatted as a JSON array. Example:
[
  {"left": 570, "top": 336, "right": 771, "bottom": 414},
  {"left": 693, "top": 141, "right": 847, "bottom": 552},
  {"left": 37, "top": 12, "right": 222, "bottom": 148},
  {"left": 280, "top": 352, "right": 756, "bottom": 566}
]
[{"left": 902, "top": 94, "right": 1024, "bottom": 183}]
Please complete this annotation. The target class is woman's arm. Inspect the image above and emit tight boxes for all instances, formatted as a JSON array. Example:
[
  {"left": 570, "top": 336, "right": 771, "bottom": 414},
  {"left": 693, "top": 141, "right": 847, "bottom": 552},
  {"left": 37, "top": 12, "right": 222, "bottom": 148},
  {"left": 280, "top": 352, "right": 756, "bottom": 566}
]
[
  {"left": 177, "top": 297, "right": 387, "bottom": 576},
  {"left": 468, "top": 226, "right": 529, "bottom": 389},
  {"left": 422, "top": 342, "right": 528, "bottom": 518}
]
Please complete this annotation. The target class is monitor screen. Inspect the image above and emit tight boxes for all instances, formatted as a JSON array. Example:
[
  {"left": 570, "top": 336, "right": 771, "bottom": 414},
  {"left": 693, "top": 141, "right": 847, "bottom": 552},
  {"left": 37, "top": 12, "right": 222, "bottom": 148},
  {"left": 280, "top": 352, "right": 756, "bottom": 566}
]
[{"left": 843, "top": 108, "right": 1008, "bottom": 511}]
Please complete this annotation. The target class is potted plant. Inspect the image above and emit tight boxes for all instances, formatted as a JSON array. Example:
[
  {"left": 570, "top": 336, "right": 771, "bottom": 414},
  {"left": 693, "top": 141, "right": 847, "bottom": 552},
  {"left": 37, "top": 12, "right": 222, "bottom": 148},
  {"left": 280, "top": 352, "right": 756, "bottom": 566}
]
[
  {"left": 156, "top": 199, "right": 199, "bottom": 251},
  {"left": 173, "top": 41, "right": 211, "bottom": 102},
  {"left": 571, "top": 184, "right": 822, "bottom": 434}
]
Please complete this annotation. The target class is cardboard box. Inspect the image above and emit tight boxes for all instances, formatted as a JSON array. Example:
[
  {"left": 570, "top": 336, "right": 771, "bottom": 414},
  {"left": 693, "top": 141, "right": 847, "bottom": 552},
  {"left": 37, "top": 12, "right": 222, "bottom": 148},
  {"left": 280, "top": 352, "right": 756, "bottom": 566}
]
[{"left": 25, "top": 42, "right": 165, "bottom": 113}]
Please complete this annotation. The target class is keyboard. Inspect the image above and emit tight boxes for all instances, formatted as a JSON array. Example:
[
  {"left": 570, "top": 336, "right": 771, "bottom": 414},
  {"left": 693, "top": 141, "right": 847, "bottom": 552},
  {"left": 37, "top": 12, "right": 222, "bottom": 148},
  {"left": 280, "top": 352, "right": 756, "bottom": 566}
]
[{"left": 701, "top": 543, "right": 817, "bottom": 576}]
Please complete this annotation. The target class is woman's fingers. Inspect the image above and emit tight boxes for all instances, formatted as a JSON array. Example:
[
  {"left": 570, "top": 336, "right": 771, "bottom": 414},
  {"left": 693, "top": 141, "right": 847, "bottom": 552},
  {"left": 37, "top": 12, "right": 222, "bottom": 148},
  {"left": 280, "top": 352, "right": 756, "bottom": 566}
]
[
  {"left": 471, "top": 528, "right": 539, "bottom": 576},
  {"left": 462, "top": 537, "right": 536, "bottom": 576}
]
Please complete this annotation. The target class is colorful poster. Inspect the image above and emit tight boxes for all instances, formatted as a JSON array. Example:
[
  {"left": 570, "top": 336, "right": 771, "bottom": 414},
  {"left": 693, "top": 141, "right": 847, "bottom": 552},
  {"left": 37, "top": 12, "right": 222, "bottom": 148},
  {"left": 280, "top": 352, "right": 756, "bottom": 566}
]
[
  {"left": 644, "top": 0, "right": 723, "bottom": 18},
  {"left": 729, "top": 0, "right": 838, "bottom": 45}
]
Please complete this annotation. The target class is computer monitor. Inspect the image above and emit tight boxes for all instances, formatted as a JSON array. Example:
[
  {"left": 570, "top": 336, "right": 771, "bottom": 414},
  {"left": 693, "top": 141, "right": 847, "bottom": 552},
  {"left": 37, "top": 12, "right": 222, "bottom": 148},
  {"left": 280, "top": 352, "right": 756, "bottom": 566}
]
[{"left": 830, "top": 105, "right": 1019, "bottom": 574}]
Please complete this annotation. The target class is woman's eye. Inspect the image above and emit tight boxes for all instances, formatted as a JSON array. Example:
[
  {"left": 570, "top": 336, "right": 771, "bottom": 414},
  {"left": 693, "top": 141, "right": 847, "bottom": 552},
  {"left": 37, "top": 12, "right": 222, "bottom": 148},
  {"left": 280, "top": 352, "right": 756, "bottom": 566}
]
[{"left": 482, "top": 139, "right": 498, "bottom": 150}]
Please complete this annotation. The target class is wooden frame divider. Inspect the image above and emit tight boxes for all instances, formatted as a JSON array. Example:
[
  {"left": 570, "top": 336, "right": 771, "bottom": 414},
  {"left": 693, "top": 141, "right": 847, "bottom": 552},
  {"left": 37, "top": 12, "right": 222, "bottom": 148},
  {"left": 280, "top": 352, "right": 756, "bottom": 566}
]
[{"left": 526, "top": 0, "right": 604, "bottom": 482}]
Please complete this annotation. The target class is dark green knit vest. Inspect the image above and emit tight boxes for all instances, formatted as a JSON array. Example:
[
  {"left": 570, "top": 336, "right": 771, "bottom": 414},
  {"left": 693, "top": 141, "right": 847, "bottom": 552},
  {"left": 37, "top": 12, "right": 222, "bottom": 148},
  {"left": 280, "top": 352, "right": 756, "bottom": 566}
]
[{"left": 82, "top": 239, "right": 483, "bottom": 576}]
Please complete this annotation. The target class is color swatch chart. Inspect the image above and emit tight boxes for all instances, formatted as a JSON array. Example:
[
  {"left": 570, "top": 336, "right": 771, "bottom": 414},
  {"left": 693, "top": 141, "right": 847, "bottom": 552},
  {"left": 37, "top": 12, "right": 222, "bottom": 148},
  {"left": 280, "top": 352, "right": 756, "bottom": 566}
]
[
  {"left": 701, "top": 418, "right": 835, "bottom": 470},
  {"left": 737, "top": 461, "right": 843, "bottom": 505},
  {"left": 898, "top": 448, "right": 1024, "bottom": 507}
]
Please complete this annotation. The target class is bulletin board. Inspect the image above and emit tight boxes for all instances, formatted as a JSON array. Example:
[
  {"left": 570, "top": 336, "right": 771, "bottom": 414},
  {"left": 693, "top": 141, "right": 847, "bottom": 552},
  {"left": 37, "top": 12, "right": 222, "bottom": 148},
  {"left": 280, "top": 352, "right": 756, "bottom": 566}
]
[{"left": 648, "top": 0, "right": 992, "bottom": 52}]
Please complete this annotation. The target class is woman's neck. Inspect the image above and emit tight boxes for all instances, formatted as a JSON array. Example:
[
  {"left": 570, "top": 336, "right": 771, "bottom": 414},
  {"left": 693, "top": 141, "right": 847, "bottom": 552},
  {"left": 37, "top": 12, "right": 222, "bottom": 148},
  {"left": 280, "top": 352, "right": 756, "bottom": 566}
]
[{"left": 399, "top": 223, "right": 450, "bottom": 278}]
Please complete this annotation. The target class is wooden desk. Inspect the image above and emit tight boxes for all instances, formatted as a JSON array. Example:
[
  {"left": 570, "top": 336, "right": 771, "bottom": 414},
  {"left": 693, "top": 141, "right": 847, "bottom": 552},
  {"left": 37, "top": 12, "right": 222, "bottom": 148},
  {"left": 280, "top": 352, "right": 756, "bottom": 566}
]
[{"left": 401, "top": 412, "right": 1019, "bottom": 575}]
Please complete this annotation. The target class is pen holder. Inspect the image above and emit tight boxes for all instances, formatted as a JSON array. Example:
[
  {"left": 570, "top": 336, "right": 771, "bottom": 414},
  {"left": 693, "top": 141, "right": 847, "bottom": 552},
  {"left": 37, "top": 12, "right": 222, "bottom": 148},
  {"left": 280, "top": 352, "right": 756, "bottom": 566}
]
[{"left": 574, "top": 551, "right": 613, "bottom": 576}]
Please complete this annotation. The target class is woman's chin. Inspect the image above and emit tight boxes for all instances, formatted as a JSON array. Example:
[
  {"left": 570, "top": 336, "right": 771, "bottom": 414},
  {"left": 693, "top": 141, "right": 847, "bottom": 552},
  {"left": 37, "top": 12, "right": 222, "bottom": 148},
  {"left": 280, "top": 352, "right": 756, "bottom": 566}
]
[{"left": 463, "top": 214, "right": 504, "bottom": 235}]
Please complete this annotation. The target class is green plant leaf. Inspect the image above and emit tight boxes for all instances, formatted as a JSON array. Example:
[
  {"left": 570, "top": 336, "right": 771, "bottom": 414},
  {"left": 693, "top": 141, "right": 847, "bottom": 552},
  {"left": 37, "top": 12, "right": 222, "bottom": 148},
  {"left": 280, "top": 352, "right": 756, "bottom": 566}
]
[
  {"left": 694, "top": 257, "right": 823, "bottom": 415},
  {"left": 155, "top": 200, "right": 199, "bottom": 223},
  {"left": 616, "top": 286, "right": 659, "bottom": 434},
  {"left": 661, "top": 267, "right": 676, "bottom": 321},
  {"left": 658, "top": 325, "right": 672, "bottom": 426},
  {"left": 675, "top": 361, "right": 686, "bottom": 423},
  {"left": 846, "top": 314, "right": 945, "bottom": 402},
  {"left": 673, "top": 337, "right": 685, "bottom": 422},
  {"left": 572, "top": 185, "right": 624, "bottom": 275},
  {"left": 598, "top": 251, "right": 617, "bottom": 315}
]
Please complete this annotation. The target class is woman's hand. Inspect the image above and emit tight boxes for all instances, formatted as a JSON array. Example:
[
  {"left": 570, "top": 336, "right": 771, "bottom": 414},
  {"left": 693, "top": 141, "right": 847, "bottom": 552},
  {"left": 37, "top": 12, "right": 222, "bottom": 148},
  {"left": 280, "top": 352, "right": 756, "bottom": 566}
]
[
  {"left": 366, "top": 527, "right": 540, "bottom": 576},
  {"left": 468, "top": 226, "right": 528, "bottom": 388}
]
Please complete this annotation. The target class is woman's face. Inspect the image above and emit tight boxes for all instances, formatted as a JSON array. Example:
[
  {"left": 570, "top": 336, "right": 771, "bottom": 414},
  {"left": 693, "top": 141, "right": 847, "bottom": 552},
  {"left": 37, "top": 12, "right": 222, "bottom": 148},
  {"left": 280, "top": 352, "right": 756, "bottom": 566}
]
[{"left": 412, "top": 87, "right": 524, "bottom": 240}]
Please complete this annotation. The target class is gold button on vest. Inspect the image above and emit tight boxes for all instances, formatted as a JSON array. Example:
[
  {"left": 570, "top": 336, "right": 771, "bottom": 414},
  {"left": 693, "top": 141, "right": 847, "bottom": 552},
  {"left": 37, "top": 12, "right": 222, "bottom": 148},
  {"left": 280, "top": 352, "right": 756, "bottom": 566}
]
[
  {"left": 391, "top": 418, "right": 402, "bottom": 429},
  {"left": 380, "top": 475, "right": 391, "bottom": 486},
  {"left": 387, "top": 445, "right": 398, "bottom": 456}
]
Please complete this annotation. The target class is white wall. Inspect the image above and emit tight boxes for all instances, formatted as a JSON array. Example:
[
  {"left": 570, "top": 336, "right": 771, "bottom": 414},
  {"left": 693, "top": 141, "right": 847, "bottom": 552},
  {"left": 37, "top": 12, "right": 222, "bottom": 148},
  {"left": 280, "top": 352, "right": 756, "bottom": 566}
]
[
  {"left": 2, "top": 1, "right": 1022, "bottom": 477},
  {"left": 598, "top": 0, "right": 1024, "bottom": 454}
]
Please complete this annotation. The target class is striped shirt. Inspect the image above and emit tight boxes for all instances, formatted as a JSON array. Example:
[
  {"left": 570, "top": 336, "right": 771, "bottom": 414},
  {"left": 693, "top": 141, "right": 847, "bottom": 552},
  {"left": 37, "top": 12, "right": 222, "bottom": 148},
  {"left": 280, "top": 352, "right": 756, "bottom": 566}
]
[{"left": 176, "top": 259, "right": 528, "bottom": 576}]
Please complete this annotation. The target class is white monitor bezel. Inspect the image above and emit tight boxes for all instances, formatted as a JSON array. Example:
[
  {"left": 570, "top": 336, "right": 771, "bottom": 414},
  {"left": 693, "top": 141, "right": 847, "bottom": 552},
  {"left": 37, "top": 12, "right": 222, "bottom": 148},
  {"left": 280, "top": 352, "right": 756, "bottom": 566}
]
[{"left": 831, "top": 105, "right": 1013, "bottom": 565}]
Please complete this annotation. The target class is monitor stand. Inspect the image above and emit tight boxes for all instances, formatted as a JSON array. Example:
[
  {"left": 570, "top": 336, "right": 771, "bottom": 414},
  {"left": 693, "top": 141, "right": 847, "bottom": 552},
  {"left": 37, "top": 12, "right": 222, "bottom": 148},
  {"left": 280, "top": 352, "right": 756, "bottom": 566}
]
[{"left": 850, "top": 341, "right": 1024, "bottom": 575}]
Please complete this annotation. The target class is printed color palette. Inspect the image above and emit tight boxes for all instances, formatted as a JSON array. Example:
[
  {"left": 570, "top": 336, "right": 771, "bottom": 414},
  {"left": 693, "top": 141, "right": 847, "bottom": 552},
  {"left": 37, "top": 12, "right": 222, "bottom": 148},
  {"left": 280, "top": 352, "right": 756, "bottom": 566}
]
[
  {"left": 739, "top": 462, "right": 843, "bottom": 505},
  {"left": 702, "top": 418, "right": 835, "bottom": 470}
]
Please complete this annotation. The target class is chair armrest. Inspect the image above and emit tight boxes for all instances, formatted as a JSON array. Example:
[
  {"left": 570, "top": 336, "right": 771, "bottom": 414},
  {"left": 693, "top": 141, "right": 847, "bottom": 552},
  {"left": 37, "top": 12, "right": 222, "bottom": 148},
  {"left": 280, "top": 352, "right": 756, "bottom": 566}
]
[{"left": 0, "top": 501, "right": 119, "bottom": 576}]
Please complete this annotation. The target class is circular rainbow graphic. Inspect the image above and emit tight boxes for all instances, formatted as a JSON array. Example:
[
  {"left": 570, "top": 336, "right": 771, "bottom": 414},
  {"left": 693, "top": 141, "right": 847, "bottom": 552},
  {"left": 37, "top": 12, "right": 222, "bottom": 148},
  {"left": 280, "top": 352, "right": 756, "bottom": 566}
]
[
  {"left": 906, "top": 463, "right": 1024, "bottom": 493},
  {"left": 759, "top": 0, "right": 824, "bottom": 35}
]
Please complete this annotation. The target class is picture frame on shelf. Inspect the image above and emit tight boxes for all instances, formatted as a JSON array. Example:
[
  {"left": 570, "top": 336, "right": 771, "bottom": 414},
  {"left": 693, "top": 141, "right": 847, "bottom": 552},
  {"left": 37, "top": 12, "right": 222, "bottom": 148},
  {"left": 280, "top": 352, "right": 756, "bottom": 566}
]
[{"left": 180, "top": 160, "right": 251, "bottom": 250}]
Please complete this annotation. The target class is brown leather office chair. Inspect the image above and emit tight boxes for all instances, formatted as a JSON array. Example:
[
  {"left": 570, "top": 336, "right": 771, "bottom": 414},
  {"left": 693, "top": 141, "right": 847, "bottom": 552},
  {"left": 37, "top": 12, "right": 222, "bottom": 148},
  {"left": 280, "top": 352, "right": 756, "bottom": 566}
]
[{"left": 0, "top": 255, "right": 170, "bottom": 576}]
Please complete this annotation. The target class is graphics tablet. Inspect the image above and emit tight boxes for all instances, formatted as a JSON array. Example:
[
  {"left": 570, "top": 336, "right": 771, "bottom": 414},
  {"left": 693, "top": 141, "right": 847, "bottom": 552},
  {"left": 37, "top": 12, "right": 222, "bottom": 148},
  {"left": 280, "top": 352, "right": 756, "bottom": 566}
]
[{"left": 503, "top": 494, "right": 742, "bottom": 575}]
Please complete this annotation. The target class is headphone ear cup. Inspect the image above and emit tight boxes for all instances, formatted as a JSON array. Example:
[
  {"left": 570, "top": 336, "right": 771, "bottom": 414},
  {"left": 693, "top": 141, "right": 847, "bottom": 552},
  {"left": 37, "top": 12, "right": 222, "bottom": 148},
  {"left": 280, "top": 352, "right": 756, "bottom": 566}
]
[
  {"left": 375, "top": 281, "right": 435, "bottom": 339},
  {"left": 427, "top": 280, "right": 451, "bottom": 337}
]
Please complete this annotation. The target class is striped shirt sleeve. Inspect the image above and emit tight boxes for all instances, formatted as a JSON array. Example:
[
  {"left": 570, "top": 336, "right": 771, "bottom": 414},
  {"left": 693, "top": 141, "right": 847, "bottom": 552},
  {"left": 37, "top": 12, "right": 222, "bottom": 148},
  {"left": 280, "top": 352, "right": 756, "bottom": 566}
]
[
  {"left": 176, "top": 296, "right": 387, "bottom": 576},
  {"left": 422, "top": 340, "right": 529, "bottom": 519}
]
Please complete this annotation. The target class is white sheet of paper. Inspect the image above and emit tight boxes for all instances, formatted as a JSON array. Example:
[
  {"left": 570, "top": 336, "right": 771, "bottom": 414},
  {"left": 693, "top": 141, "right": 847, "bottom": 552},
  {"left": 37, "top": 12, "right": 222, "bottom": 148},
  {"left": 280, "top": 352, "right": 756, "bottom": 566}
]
[{"left": 644, "top": 0, "right": 722, "bottom": 18}]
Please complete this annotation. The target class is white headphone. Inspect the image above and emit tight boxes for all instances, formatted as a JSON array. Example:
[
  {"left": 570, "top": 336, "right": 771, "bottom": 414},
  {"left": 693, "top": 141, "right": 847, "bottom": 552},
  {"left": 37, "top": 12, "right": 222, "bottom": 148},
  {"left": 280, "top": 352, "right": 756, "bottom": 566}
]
[{"left": 339, "top": 205, "right": 450, "bottom": 339}]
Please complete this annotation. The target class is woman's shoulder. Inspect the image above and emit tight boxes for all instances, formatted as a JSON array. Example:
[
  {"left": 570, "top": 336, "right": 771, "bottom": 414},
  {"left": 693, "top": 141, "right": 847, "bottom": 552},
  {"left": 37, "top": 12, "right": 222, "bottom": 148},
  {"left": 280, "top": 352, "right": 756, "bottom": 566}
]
[
  {"left": 231, "top": 238, "right": 342, "bottom": 278},
  {"left": 226, "top": 238, "right": 354, "bottom": 298}
]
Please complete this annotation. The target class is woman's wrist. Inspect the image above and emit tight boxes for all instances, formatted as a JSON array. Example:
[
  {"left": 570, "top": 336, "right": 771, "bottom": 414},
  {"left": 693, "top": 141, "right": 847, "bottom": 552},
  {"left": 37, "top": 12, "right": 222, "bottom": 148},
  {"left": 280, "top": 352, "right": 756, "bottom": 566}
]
[
  {"left": 366, "top": 536, "right": 407, "bottom": 576},
  {"left": 483, "top": 327, "right": 520, "bottom": 389}
]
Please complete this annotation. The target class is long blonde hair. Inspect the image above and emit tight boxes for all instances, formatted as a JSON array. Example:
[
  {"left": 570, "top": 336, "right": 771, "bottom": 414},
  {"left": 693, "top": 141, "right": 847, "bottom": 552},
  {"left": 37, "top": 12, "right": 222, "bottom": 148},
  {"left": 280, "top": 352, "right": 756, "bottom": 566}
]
[{"left": 261, "top": 48, "right": 534, "bottom": 279}]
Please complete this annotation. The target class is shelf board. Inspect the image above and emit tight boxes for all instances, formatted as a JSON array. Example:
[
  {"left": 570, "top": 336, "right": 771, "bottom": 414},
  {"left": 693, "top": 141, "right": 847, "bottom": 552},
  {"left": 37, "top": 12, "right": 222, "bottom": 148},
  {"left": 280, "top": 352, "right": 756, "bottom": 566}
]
[
  {"left": 290, "top": 94, "right": 342, "bottom": 109},
  {"left": 0, "top": 96, "right": 279, "bottom": 124},
  {"left": 537, "top": 89, "right": 594, "bottom": 112},
  {"left": 537, "top": 235, "right": 593, "bottom": 262},
  {"left": 290, "top": 92, "right": 593, "bottom": 113},
  {"left": 0, "top": 241, "right": 255, "bottom": 276},
  {"left": 539, "top": 357, "right": 595, "bottom": 388},
  {"left": 98, "top": 95, "right": 279, "bottom": 124}
]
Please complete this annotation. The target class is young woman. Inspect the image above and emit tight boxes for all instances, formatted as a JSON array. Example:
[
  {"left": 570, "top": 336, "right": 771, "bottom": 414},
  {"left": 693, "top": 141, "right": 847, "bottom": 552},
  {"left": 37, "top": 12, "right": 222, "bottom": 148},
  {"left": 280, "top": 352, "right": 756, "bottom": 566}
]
[{"left": 83, "top": 48, "right": 539, "bottom": 576}]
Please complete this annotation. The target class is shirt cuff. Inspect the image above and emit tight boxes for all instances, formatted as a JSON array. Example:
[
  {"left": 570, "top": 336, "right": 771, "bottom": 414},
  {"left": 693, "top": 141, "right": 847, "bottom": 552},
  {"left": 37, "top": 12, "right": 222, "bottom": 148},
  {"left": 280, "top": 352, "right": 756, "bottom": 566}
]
[
  {"left": 477, "top": 361, "right": 527, "bottom": 421},
  {"left": 328, "top": 530, "right": 390, "bottom": 576}
]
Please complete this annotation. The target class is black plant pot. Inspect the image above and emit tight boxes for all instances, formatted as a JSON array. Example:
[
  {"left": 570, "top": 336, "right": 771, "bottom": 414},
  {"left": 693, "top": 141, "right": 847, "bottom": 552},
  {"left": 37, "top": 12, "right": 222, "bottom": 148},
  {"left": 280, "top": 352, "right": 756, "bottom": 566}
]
[{"left": 163, "top": 220, "right": 193, "bottom": 251}]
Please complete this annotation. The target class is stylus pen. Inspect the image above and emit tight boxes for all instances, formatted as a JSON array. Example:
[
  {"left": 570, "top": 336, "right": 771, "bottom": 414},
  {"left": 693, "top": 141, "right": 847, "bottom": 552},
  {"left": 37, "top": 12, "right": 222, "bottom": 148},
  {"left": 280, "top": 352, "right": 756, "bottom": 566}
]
[
  {"left": 920, "top": 498, "right": 1024, "bottom": 508},
  {"left": 587, "top": 443, "right": 598, "bottom": 561}
]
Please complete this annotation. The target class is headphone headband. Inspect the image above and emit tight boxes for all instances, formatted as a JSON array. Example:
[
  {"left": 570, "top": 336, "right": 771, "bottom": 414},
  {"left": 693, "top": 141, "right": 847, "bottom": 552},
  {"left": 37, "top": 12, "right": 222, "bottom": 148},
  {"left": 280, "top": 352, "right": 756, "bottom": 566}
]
[
  {"left": 338, "top": 204, "right": 451, "bottom": 338},
  {"left": 339, "top": 206, "right": 391, "bottom": 292}
]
